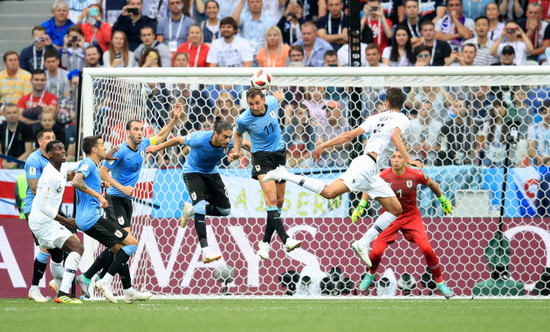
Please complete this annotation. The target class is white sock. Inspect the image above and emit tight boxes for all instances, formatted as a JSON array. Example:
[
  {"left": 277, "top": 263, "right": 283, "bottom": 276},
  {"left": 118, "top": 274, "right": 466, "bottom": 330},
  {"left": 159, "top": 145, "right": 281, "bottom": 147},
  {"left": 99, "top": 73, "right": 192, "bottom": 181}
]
[
  {"left": 359, "top": 212, "right": 398, "bottom": 247},
  {"left": 283, "top": 172, "right": 325, "bottom": 194},
  {"left": 124, "top": 287, "right": 135, "bottom": 295},
  {"left": 60, "top": 252, "right": 81, "bottom": 294},
  {"left": 50, "top": 261, "right": 64, "bottom": 288},
  {"left": 30, "top": 285, "right": 39, "bottom": 292},
  {"left": 102, "top": 273, "right": 114, "bottom": 285}
]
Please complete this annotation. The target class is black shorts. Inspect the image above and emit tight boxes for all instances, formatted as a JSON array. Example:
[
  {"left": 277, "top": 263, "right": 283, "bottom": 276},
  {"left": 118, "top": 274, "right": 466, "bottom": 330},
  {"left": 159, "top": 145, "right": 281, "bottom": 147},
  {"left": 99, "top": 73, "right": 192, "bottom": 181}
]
[
  {"left": 84, "top": 217, "right": 129, "bottom": 249},
  {"left": 25, "top": 210, "right": 77, "bottom": 246},
  {"left": 105, "top": 194, "right": 133, "bottom": 228},
  {"left": 251, "top": 149, "right": 286, "bottom": 180},
  {"left": 183, "top": 173, "right": 230, "bottom": 209}
]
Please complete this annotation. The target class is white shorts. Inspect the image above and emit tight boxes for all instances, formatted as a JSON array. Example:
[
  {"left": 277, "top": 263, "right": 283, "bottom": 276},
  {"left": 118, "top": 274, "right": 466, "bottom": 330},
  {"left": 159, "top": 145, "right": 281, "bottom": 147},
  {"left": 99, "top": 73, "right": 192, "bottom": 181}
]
[
  {"left": 339, "top": 155, "right": 395, "bottom": 199},
  {"left": 28, "top": 213, "right": 72, "bottom": 250}
]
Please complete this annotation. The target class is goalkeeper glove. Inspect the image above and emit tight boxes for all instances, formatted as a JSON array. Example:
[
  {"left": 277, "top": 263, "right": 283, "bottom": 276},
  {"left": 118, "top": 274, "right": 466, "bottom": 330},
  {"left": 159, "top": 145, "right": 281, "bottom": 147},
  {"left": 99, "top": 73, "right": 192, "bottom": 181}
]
[
  {"left": 351, "top": 199, "right": 368, "bottom": 223},
  {"left": 438, "top": 195, "right": 452, "bottom": 215}
]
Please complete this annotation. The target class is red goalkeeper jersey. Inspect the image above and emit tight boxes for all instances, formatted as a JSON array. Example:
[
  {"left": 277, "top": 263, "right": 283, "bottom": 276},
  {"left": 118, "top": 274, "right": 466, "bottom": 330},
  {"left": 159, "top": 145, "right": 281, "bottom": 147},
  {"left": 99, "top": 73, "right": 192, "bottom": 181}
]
[{"left": 379, "top": 167, "right": 429, "bottom": 215}]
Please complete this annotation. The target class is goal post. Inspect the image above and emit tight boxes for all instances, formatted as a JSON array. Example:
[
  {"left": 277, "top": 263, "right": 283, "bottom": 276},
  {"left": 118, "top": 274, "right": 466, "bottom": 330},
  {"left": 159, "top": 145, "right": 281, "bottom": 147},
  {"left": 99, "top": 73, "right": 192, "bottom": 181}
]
[{"left": 80, "top": 66, "right": 550, "bottom": 297}]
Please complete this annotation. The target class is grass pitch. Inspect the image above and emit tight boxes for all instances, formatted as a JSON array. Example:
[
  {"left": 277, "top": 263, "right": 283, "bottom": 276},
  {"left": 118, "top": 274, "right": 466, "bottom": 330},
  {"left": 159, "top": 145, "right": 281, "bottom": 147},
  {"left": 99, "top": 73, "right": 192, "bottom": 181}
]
[{"left": 1, "top": 298, "right": 549, "bottom": 332}]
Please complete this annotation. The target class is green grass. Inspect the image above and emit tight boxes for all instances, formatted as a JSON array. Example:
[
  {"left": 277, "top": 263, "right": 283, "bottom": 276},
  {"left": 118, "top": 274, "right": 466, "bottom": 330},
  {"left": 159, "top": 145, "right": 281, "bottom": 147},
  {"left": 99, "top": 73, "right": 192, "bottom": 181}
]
[{"left": 1, "top": 298, "right": 549, "bottom": 332}]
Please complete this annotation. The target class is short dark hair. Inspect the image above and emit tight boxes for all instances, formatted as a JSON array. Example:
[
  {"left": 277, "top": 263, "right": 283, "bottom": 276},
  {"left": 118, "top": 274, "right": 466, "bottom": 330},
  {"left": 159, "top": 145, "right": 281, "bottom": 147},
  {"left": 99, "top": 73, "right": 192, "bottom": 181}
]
[
  {"left": 366, "top": 43, "right": 380, "bottom": 53},
  {"left": 31, "top": 69, "right": 46, "bottom": 79},
  {"left": 82, "top": 135, "right": 102, "bottom": 155},
  {"left": 324, "top": 50, "right": 337, "bottom": 59},
  {"left": 85, "top": 45, "right": 100, "bottom": 55},
  {"left": 36, "top": 128, "right": 54, "bottom": 141},
  {"left": 67, "top": 25, "right": 83, "bottom": 35},
  {"left": 420, "top": 20, "right": 435, "bottom": 29},
  {"left": 213, "top": 116, "right": 233, "bottom": 134},
  {"left": 220, "top": 17, "right": 238, "bottom": 31},
  {"left": 43, "top": 49, "right": 60, "bottom": 61},
  {"left": 415, "top": 45, "right": 431, "bottom": 56},
  {"left": 475, "top": 15, "right": 489, "bottom": 24},
  {"left": 246, "top": 87, "right": 264, "bottom": 100},
  {"left": 462, "top": 43, "right": 477, "bottom": 53},
  {"left": 542, "top": 100, "right": 550, "bottom": 111},
  {"left": 3, "top": 50, "right": 18, "bottom": 63},
  {"left": 3, "top": 103, "right": 18, "bottom": 111},
  {"left": 140, "top": 25, "right": 155, "bottom": 34},
  {"left": 32, "top": 25, "right": 46, "bottom": 35},
  {"left": 126, "top": 119, "right": 141, "bottom": 130},
  {"left": 46, "top": 140, "right": 64, "bottom": 153},
  {"left": 385, "top": 88, "right": 406, "bottom": 110},
  {"left": 289, "top": 44, "right": 304, "bottom": 55}
]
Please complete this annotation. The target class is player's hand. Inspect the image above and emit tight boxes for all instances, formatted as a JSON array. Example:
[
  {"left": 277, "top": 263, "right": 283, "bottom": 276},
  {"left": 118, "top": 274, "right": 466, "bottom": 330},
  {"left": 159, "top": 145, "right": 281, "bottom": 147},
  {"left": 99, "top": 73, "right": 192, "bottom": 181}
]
[
  {"left": 105, "top": 146, "right": 119, "bottom": 160},
  {"left": 227, "top": 151, "right": 240, "bottom": 163},
  {"left": 99, "top": 196, "right": 109, "bottom": 208},
  {"left": 272, "top": 89, "right": 285, "bottom": 103},
  {"left": 121, "top": 185, "right": 134, "bottom": 197},
  {"left": 438, "top": 195, "right": 452, "bottom": 215},
  {"left": 146, "top": 145, "right": 160, "bottom": 154},
  {"left": 67, "top": 171, "right": 76, "bottom": 181},
  {"left": 312, "top": 145, "right": 325, "bottom": 162},
  {"left": 351, "top": 199, "right": 368, "bottom": 223},
  {"left": 408, "top": 160, "right": 423, "bottom": 170},
  {"left": 101, "top": 181, "right": 111, "bottom": 189}
]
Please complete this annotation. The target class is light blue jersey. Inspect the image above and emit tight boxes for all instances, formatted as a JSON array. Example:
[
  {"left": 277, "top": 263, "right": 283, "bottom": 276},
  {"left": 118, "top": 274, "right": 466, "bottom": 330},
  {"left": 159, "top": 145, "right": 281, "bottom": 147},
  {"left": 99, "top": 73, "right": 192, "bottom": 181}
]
[
  {"left": 105, "top": 138, "right": 151, "bottom": 198},
  {"left": 183, "top": 131, "right": 234, "bottom": 174},
  {"left": 235, "top": 95, "right": 284, "bottom": 153},
  {"left": 75, "top": 158, "right": 102, "bottom": 231},
  {"left": 24, "top": 149, "right": 50, "bottom": 214}
]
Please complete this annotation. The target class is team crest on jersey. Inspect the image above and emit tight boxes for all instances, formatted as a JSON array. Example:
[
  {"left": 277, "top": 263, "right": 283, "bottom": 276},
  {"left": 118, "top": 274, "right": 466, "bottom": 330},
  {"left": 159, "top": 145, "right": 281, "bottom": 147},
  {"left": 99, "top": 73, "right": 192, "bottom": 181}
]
[
  {"left": 141, "top": 151, "right": 145, "bottom": 158},
  {"left": 114, "top": 230, "right": 123, "bottom": 238},
  {"left": 29, "top": 167, "right": 36, "bottom": 175},
  {"left": 255, "top": 165, "right": 261, "bottom": 172},
  {"left": 191, "top": 192, "right": 197, "bottom": 201},
  {"left": 118, "top": 216, "right": 125, "bottom": 225},
  {"left": 270, "top": 111, "right": 276, "bottom": 118},
  {"left": 407, "top": 180, "right": 413, "bottom": 188},
  {"left": 223, "top": 148, "right": 229, "bottom": 154}
]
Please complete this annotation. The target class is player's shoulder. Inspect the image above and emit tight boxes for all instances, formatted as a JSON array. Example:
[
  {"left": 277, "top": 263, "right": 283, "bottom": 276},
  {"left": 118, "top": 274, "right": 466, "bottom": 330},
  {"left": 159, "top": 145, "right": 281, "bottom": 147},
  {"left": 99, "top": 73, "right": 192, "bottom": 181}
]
[
  {"left": 379, "top": 167, "right": 393, "bottom": 177},
  {"left": 406, "top": 166, "right": 428, "bottom": 180}
]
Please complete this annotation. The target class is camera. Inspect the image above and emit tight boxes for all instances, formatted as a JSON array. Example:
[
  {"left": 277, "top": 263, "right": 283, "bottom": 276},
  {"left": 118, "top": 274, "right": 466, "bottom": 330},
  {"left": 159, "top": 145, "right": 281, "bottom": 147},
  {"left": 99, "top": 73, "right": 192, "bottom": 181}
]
[
  {"left": 370, "top": 6, "right": 379, "bottom": 11},
  {"left": 88, "top": 8, "right": 99, "bottom": 16},
  {"left": 505, "top": 28, "right": 516, "bottom": 34},
  {"left": 128, "top": 7, "right": 139, "bottom": 15},
  {"left": 71, "top": 36, "right": 79, "bottom": 42},
  {"left": 34, "top": 36, "right": 45, "bottom": 43}
]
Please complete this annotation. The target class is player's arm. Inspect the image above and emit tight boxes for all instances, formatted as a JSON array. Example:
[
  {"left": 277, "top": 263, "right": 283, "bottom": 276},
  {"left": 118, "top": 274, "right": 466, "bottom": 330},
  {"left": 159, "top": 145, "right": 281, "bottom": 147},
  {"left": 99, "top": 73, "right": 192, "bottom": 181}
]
[
  {"left": 242, "top": 140, "right": 251, "bottom": 152},
  {"left": 146, "top": 136, "right": 186, "bottom": 154},
  {"left": 391, "top": 127, "right": 422, "bottom": 170},
  {"left": 54, "top": 214, "right": 77, "bottom": 228},
  {"left": 28, "top": 178, "right": 39, "bottom": 194},
  {"left": 232, "top": 130, "right": 244, "bottom": 156},
  {"left": 426, "top": 178, "right": 452, "bottom": 215},
  {"left": 313, "top": 127, "right": 365, "bottom": 162},
  {"left": 72, "top": 172, "right": 108, "bottom": 208},
  {"left": 99, "top": 165, "right": 134, "bottom": 197},
  {"left": 272, "top": 90, "right": 284, "bottom": 103},
  {"left": 151, "top": 103, "right": 183, "bottom": 144}
]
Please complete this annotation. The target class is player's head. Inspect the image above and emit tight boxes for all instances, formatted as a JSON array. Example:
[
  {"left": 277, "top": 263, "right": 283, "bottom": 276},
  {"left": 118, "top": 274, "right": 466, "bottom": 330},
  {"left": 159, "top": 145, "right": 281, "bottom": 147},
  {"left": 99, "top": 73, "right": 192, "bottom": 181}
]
[
  {"left": 36, "top": 128, "right": 55, "bottom": 150},
  {"left": 46, "top": 140, "right": 66, "bottom": 163},
  {"left": 246, "top": 88, "right": 266, "bottom": 115},
  {"left": 82, "top": 135, "right": 106, "bottom": 159},
  {"left": 126, "top": 119, "right": 144, "bottom": 145},
  {"left": 212, "top": 116, "right": 233, "bottom": 148},
  {"left": 390, "top": 150, "right": 407, "bottom": 171},
  {"left": 385, "top": 88, "right": 405, "bottom": 110}
]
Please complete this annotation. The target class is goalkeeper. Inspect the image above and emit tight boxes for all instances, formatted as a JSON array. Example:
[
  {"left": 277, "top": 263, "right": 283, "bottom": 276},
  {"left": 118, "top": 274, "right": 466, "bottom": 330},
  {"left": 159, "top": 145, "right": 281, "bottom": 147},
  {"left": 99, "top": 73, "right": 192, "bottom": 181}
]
[{"left": 352, "top": 150, "right": 453, "bottom": 298}]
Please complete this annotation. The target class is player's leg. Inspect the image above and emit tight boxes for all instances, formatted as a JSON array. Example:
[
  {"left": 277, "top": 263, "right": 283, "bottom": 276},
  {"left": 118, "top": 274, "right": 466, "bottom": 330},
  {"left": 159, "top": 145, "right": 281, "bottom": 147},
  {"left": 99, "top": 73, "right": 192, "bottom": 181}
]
[
  {"left": 47, "top": 247, "right": 65, "bottom": 297},
  {"left": 55, "top": 235, "right": 84, "bottom": 303},
  {"left": 25, "top": 213, "right": 50, "bottom": 302}
]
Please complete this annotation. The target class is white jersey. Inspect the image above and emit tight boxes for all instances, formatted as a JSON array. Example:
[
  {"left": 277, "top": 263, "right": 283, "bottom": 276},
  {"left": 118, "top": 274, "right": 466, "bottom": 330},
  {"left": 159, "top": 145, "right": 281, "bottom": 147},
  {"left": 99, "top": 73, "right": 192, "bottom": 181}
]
[{"left": 360, "top": 110, "right": 410, "bottom": 166}]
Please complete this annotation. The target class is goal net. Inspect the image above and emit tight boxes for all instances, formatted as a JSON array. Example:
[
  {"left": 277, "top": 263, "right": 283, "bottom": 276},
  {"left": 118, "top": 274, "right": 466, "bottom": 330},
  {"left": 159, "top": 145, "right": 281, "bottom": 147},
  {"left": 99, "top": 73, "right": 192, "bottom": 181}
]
[{"left": 80, "top": 66, "right": 550, "bottom": 297}]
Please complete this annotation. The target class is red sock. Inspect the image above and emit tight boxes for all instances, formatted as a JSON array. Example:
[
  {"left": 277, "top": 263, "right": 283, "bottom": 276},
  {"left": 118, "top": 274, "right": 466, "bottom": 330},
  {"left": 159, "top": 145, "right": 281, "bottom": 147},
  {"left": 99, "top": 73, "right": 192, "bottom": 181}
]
[
  {"left": 368, "top": 240, "right": 388, "bottom": 275},
  {"left": 415, "top": 237, "right": 444, "bottom": 283}
]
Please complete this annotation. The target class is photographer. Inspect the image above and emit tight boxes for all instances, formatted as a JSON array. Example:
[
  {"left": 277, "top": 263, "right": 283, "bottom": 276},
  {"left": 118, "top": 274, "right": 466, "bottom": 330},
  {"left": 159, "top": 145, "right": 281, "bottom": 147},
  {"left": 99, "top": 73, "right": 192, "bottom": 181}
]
[
  {"left": 490, "top": 21, "right": 533, "bottom": 65},
  {"left": 77, "top": 4, "right": 112, "bottom": 53},
  {"left": 61, "top": 25, "right": 88, "bottom": 71},
  {"left": 19, "top": 26, "right": 57, "bottom": 72},
  {"left": 112, "top": 0, "right": 157, "bottom": 51},
  {"left": 277, "top": 0, "right": 306, "bottom": 45}
]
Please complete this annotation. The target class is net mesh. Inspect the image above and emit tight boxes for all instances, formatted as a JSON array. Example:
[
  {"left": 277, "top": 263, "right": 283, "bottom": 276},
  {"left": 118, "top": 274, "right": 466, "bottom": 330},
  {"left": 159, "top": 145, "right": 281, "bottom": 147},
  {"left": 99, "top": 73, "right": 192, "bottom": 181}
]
[{"left": 81, "top": 68, "right": 550, "bottom": 297}]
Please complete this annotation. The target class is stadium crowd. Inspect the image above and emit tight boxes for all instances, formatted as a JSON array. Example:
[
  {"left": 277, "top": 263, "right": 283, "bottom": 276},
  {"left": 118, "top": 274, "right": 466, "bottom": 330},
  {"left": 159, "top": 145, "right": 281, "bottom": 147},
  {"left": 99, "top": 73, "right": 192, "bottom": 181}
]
[{"left": 0, "top": 0, "right": 549, "bottom": 215}]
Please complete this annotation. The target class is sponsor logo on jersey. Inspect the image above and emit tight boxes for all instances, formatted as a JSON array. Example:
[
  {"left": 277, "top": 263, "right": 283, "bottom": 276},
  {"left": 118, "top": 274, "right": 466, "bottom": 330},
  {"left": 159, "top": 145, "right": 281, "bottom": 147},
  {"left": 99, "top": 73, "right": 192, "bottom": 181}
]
[{"left": 56, "top": 186, "right": 62, "bottom": 193}]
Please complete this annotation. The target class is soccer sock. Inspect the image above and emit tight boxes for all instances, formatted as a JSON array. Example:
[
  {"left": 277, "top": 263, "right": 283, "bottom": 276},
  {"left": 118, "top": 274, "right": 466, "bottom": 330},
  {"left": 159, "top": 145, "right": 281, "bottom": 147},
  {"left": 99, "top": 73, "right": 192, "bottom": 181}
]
[
  {"left": 98, "top": 251, "right": 114, "bottom": 279},
  {"left": 60, "top": 252, "right": 81, "bottom": 294},
  {"left": 120, "top": 263, "right": 133, "bottom": 290},
  {"left": 369, "top": 241, "right": 388, "bottom": 274},
  {"left": 359, "top": 212, "right": 398, "bottom": 247},
  {"left": 194, "top": 213, "right": 209, "bottom": 248},
  {"left": 105, "top": 249, "right": 132, "bottom": 282},
  {"left": 50, "top": 261, "right": 64, "bottom": 289},
  {"left": 31, "top": 251, "right": 50, "bottom": 287},
  {"left": 416, "top": 239, "right": 444, "bottom": 283},
  {"left": 83, "top": 248, "right": 110, "bottom": 279},
  {"left": 262, "top": 207, "right": 276, "bottom": 243},
  {"left": 267, "top": 208, "right": 289, "bottom": 244},
  {"left": 285, "top": 173, "right": 325, "bottom": 194}
]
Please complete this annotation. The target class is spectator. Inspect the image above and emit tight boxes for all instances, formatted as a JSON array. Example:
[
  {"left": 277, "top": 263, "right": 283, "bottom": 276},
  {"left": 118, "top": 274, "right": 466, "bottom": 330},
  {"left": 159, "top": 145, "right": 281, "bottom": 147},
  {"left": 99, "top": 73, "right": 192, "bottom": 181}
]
[
  {"left": 277, "top": 0, "right": 305, "bottom": 45},
  {"left": 492, "top": 44, "right": 518, "bottom": 65},
  {"left": 382, "top": 25, "right": 415, "bottom": 66},
  {"left": 263, "top": 0, "right": 286, "bottom": 22},
  {"left": 436, "top": 98, "right": 480, "bottom": 165},
  {"left": 84, "top": 45, "right": 101, "bottom": 67},
  {"left": 112, "top": 0, "right": 157, "bottom": 51},
  {"left": 462, "top": 0, "right": 494, "bottom": 21},
  {"left": 157, "top": 0, "right": 195, "bottom": 52},
  {"left": 510, "top": 86, "right": 533, "bottom": 136},
  {"left": 58, "top": 70, "right": 79, "bottom": 129},
  {"left": 206, "top": 17, "right": 253, "bottom": 67},
  {"left": 232, "top": 0, "right": 275, "bottom": 55},
  {"left": 173, "top": 51, "right": 189, "bottom": 66},
  {"left": 315, "top": 100, "right": 349, "bottom": 167},
  {"left": 19, "top": 26, "right": 57, "bottom": 72},
  {"left": 293, "top": 21, "right": 333, "bottom": 67},
  {"left": 17, "top": 69, "right": 58, "bottom": 125},
  {"left": 103, "top": 31, "right": 135, "bottom": 67},
  {"left": 434, "top": 0, "right": 474, "bottom": 50},
  {"left": 337, "top": 42, "right": 369, "bottom": 66},
  {"left": 138, "top": 48, "right": 162, "bottom": 67},
  {"left": 527, "top": 100, "right": 550, "bottom": 165},
  {"left": 0, "top": 51, "right": 32, "bottom": 111},
  {"left": 302, "top": 0, "right": 328, "bottom": 23},
  {"left": 447, "top": 42, "right": 476, "bottom": 66},
  {"left": 414, "top": 44, "right": 432, "bottom": 66},
  {"left": 282, "top": 104, "right": 315, "bottom": 168},
  {"left": 469, "top": 85, "right": 495, "bottom": 121},
  {"left": 41, "top": 1, "right": 75, "bottom": 51},
  {"left": 301, "top": 86, "right": 327, "bottom": 126},
  {"left": 316, "top": 0, "right": 348, "bottom": 50},
  {"left": 255, "top": 26, "right": 291, "bottom": 67},
  {"left": 404, "top": 100, "right": 442, "bottom": 165},
  {"left": 486, "top": 2, "right": 505, "bottom": 42},
  {"left": 216, "top": 0, "right": 246, "bottom": 19},
  {"left": 142, "top": 0, "right": 170, "bottom": 21},
  {"left": 414, "top": 20, "right": 452, "bottom": 66},
  {"left": 44, "top": 50, "right": 70, "bottom": 100},
  {"left": 77, "top": 4, "right": 112, "bottom": 53},
  {"left": 518, "top": 2, "right": 550, "bottom": 63},
  {"left": 0, "top": 104, "right": 33, "bottom": 168},
  {"left": 464, "top": 16, "right": 499, "bottom": 65},
  {"left": 134, "top": 25, "right": 172, "bottom": 66},
  {"left": 365, "top": 43, "right": 387, "bottom": 66},
  {"left": 200, "top": 0, "right": 222, "bottom": 45},
  {"left": 406, "top": 86, "right": 453, "bottom": 122},
  {"left": 214, "top": 91, "right": 240, "bottom": 125},
  {"left": 479, "top": 100, "right": 513, "bottom": 167},
  {"left": 323, "top": 49, "right": 339, "bottom": 66},
  {"left": 381, "top": 0, "right": 405, "bottom": 24},
  {"left": 33, "top": 110, "right": 66, "bottom": 146},
  {"left": 417, "top": 0, "right": 446, "bottom": 22},
  {"left": 400, "top": 0, "right": 423, "bottom": 48},
  {"left": 144, "top": 79, "right": 172, "bottom": 128},
  {"left": 490, "top": 21, "right": 533, "bottom": 65},
  {"left": 61, "top": 25, "right": 88, "bottom": 71},
  {"left": 172, "top": 24, "right": 210, "bottom": 67},
  {"left": 288, "top": 44, "right": 305, "bottom": 66},
  {"left": 497, "top": 0, "right": 527, "bottom": 22},
  {"left": 361, "top": 0, "right": 393, "bottom": 52},
  {"left": 67, "top": 0, "right": 102, "bottom": 23}
]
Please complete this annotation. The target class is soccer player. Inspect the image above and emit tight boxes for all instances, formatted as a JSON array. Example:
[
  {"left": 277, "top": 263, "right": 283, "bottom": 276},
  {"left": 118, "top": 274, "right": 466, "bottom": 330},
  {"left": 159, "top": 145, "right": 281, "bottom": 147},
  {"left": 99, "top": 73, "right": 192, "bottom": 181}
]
[
  {"left": 28, "top": 140, "right": 83, "bottom": 304},
  {"left": 262, "top": 88, "right": 421, "bottom": 267},
  {"left": 80, "top": 107, "right": 180, "bottom": 303},
  {"left": 72, "top": 135, "right": 140, "bottom": 304},
  {"left": 351, "top": 150, "right": 453, "bottom": 298},
  {"left": 231, "top": 88, "right": 302, "bottom": 260},
  {"left": 146, "top": 117, "right": 249, "bottom": 262}
]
